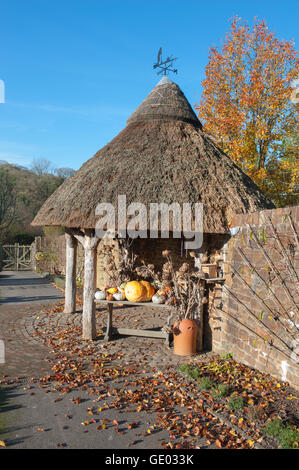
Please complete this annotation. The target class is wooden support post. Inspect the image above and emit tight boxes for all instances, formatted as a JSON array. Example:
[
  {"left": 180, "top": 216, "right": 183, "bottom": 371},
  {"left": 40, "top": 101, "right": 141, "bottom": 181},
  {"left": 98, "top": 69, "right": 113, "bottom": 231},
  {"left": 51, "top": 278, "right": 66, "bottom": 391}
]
[
  {"left": 64, "top": 231, "right": 77, "bottom": 314},
  {"left": 71, "top": 228, "right": 100, "bottom": 340},
  {"left": 82, "top": 230, "right": 99, "bottom": 340}
]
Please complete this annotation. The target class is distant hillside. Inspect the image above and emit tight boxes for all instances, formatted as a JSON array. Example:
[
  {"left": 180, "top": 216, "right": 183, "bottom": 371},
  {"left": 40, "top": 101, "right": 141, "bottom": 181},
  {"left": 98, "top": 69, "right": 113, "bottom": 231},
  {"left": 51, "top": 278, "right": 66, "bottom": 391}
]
[{"left": 0, "top": 163, "right": 66, "bottom": 244}]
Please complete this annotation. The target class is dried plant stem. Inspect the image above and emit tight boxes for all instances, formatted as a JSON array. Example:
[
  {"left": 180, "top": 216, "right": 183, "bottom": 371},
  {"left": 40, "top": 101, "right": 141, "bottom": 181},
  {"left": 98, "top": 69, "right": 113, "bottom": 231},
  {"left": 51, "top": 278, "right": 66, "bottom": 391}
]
[
  {"left": 222, "top": 284, "right": 298, "bottom": 357},
  {"left": 249, "top": 225, "right": 299, "bottom": 315},
  {"left": 288, "top": 214, "right": 299, "bottom": 248},
  {"left": 215, "top": 306, "right": 297, "bottom": 363},
  {"left": 235, "top": 248, "right": 299, "bottom": 336},
  {"left": 266, "top": 216, "right": 299, "bottom": 284}
]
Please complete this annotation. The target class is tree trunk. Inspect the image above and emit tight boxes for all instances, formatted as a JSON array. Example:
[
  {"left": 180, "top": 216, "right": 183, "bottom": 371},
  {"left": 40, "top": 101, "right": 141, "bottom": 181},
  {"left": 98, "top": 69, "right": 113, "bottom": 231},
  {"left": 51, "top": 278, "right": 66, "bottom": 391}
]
[
  {"left": 64, "top": 231, "right": 77, "bottom": 314},
  {"left": 82, "top": 236, "right": 98, "bottom": 339}
]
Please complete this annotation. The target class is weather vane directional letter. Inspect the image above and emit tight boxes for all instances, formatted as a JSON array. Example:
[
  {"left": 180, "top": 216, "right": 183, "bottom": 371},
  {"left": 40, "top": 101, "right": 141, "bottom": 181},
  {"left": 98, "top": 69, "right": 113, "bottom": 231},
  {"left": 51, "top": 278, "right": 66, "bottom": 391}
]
[{"left": 153, "top": 47, "right": 178, "bottom": 76}]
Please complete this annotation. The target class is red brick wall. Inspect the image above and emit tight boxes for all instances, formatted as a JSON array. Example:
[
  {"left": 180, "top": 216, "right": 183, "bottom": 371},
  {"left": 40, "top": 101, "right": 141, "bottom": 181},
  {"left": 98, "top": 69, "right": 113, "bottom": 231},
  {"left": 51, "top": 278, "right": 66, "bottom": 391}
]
[
  {"left": 210, "top": 206, "right": 299, "bottom": 389},
  {"left": 133, "top": 237, "right": 191, "bottom": 272},
  {"left": 35, "top": 228, "right": 84, "bottom": 280}
]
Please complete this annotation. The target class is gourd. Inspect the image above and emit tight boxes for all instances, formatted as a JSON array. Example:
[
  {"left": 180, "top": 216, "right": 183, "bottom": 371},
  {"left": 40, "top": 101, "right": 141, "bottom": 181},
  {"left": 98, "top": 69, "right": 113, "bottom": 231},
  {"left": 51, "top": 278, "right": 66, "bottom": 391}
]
[
  {"left": 113, "top": 288, "right": 126, "bottom": 301},
  {"left": 95, "top": 290, "right": 106, "bottom": 300},
  {"left": 107, "top": 287, "right": 118, "bottom": 294},
  {"left": 152, "top": 293, "right": 166, "bottom": 304},
  {"left": 125, "top": 281, "right": 147, "bottom": 302},
  {"left": 140, "top": 281, "right": 155, "bottom": 301}
]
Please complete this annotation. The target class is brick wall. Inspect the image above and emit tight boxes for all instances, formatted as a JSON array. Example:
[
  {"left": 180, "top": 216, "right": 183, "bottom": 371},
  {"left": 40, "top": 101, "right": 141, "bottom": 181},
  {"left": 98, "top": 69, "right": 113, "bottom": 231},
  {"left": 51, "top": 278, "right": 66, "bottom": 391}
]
[
  {"left": 35, "top": 228, "right": 85, "bottom": 280},
  {"left": 210, "top": 205, "right": 299, "bottom": 390},
  {"left": 133, "top": 237, "right": 190, "bottom": 272},
  {"left": 96, "top": 236, "right": 192, "bottom": 289}
]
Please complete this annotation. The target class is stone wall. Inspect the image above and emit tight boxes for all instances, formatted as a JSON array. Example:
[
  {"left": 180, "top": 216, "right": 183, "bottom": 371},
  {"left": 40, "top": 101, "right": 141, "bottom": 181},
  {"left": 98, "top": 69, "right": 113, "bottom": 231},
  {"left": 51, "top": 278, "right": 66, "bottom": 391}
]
[{"left": 210, "top": 205, "right": 299, "bottom": 389}]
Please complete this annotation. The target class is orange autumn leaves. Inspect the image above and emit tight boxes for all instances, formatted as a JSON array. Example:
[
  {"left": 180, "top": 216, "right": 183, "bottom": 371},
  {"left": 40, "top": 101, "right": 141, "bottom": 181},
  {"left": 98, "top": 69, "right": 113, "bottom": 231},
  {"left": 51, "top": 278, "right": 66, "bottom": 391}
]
[{"left": 195, "top": 17, "right": 299, "bottom": 206}]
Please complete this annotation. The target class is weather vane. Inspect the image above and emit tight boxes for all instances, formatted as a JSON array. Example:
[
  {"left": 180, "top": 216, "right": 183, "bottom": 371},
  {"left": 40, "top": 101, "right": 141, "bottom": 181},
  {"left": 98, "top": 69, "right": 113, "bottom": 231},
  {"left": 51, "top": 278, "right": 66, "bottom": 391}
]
[{"left": 153, "top": 47, "right": 178, "bottom": 76}]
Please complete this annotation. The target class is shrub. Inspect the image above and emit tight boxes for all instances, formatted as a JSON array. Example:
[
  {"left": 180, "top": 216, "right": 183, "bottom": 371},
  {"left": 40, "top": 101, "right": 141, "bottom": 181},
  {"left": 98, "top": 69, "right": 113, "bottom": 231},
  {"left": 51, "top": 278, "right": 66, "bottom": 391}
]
[
  {"left": 279, "top": 426, "right": 299, "bottom": 449},
  {"left": 178, "top": 364, "right": 201, "bottom": 380},
  {"left": 197, "top": 376, "right": 215, "bottom": 390},
  {"left": 264, "top": 419, "right": 299, "bottom": 449},
  {"left": 212, "top": 383, "right": 231, "bottom": 397},
  {"left": 178, "top": 364, "right": 216, "bottom": 389},
  {"left": 264, "top": 419, "right": 283, "bottom": 437},
  {"left": 220, "top": 352, "right": 233, "bottom": 360},
  {"left": 228, "top": 394, "right": 245, "bottom": 410}
]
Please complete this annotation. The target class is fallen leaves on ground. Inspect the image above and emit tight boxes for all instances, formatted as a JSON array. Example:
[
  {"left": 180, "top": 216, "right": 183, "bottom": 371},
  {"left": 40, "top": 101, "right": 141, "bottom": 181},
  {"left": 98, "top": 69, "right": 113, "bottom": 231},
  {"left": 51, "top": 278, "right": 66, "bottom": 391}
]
[{"left": 1, "top": 301, "right": 298, "bottom": 450}]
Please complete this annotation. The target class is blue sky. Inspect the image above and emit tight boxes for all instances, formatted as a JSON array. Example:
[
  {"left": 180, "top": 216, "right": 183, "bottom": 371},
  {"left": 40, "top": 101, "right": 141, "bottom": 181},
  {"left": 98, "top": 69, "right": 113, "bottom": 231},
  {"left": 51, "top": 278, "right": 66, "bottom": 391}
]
[{"left": 0, "top": 0, "right": 298, "bottom": 171}]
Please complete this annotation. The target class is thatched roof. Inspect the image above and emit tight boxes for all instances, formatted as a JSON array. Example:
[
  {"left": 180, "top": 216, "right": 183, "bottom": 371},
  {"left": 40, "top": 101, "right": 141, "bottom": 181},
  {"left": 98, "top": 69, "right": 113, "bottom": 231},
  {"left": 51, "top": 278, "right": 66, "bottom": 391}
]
[
  {"left": 127, "top": 76, "right": 201, "bottom": 127},
  {"left": 32, "top": 77, "right": 274, "bottom": 234}
]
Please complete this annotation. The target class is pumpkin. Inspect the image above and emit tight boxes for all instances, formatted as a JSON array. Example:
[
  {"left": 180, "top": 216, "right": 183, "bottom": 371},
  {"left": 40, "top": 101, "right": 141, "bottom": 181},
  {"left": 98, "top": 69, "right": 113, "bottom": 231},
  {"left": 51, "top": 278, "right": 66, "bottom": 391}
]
[
  {"left": 125, "top": 281, "right": 147, "bottom": 302},
  {"left": 140, "top": 281, "right": 155, "bottom": 301}
]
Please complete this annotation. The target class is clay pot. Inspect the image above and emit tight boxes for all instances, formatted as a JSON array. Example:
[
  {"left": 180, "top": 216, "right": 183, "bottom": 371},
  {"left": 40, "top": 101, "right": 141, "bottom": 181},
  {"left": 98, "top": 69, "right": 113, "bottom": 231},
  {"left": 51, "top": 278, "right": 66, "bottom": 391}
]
[{"left": 173, "top": 319, "right": 198, "bottom": 356}]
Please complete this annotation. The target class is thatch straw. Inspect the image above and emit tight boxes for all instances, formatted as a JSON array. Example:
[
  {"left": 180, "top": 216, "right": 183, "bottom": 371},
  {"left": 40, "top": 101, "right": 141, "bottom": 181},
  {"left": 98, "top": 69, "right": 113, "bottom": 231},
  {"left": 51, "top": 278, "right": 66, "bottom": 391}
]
[
  {"left": 32, "top": 80, "right": 274, "bottom": 233},
  {"left": 127, "top": 79, "right": 201, "bottom": 127}
]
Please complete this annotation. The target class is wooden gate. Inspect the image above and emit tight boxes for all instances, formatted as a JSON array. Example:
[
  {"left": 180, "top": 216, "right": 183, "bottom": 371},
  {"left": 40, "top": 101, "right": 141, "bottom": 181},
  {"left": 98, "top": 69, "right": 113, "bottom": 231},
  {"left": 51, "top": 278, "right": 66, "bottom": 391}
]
[{"left": 1, "top": 244, "right": 33, "bottom": 271}]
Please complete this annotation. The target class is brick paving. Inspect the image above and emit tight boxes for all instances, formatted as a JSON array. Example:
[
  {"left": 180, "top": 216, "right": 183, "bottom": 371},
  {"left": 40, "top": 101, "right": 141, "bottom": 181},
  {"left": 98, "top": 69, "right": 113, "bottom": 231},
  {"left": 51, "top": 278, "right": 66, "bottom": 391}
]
[
  {"left": 0, "top": 271, "right": 214, "bottom": 378},
  {"left": 0, "top": 272, "right": 262, "bottom": 450},
  {"left": 0, "top": 303, "right": 54, "bottom": 378},
  {"left": 0, "top": 287, "right": 217, "bottom": 450},
  {"left": 0, "top": 302, "right": 207, "bottom": 377},
  {"left": 0, "top": 293, "right": 204, "bottom": 382}
]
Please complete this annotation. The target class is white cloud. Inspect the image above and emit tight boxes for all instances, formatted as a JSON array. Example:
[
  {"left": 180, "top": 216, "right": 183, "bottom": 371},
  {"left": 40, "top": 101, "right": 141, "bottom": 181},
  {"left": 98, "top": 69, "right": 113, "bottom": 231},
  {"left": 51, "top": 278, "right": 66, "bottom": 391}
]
[
  {"left": 0, "top": 141, "right": 40, "bottom": 166},
  {"left": 6, "top": 101, "right": 132, "bottom": 122}
]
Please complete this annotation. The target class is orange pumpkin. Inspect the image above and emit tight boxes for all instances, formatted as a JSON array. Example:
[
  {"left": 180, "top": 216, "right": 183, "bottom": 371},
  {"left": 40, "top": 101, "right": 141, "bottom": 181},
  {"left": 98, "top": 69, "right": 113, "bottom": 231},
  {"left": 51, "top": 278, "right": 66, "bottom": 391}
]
[
  {"left": 125, "top": 281, "right": 147, "bottom": 302},
  {"left": 140, "top": 281, "right": 155, "bottom": 301}
]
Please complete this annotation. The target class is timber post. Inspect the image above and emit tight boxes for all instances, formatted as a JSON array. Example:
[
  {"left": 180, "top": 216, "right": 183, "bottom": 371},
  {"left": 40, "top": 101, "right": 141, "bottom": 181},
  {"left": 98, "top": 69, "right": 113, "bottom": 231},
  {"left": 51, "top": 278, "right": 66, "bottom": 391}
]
[
  {"left": 72, "top": 228, "right": 99, "bottom": 340},
  {"left": 64, "top": 230, "right": 77, "bottom": 314}
]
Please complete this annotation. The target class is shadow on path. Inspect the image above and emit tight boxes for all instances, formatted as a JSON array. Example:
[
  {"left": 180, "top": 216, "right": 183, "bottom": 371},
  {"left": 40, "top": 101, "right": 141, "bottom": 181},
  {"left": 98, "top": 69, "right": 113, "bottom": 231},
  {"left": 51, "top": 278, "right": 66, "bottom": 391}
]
[
  {"left": 0, "top": 271, "right": 64, "bottom": 305},
  {"left": 0, "top": 385, "right": 34, "bottom": 447}
]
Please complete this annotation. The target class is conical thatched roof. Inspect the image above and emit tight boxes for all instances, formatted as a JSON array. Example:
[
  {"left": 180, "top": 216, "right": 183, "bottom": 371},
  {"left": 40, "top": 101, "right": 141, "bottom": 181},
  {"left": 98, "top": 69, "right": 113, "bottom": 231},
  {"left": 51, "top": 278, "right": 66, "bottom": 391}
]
[
  {"left": 127, "top": 76, "right": 201, "bottom": 127},
  {"left": 32, "top": 78, "right": 274, "bottom": 234}
]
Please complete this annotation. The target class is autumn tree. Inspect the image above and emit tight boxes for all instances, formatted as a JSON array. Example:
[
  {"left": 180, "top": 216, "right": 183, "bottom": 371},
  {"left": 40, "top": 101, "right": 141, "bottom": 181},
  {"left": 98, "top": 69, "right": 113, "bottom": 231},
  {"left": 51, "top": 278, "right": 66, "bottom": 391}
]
[{"left": 195, "top": 17, "right": 299, "bottom": 206}]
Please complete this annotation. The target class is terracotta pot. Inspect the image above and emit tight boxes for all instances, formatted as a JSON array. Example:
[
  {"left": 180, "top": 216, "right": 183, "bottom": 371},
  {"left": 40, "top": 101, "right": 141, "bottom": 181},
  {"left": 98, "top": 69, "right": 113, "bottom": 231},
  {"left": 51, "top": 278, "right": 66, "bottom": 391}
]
[{"left": 173, "top": 319, "right": 198, "bottom": 356}]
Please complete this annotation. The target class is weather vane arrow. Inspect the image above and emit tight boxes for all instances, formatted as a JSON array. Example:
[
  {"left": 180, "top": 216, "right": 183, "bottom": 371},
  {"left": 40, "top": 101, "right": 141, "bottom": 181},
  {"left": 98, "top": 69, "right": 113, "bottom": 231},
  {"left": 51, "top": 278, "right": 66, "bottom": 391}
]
[{"left": 153, "top": 47, "right": 178, "bottom": 76}]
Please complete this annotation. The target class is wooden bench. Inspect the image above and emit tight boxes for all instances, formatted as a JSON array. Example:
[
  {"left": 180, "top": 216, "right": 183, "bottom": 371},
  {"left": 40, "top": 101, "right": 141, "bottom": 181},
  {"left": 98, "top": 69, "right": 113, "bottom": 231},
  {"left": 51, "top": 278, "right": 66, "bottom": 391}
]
[{"left": 95, "top": 300, "right": 173, "bottom": 346}]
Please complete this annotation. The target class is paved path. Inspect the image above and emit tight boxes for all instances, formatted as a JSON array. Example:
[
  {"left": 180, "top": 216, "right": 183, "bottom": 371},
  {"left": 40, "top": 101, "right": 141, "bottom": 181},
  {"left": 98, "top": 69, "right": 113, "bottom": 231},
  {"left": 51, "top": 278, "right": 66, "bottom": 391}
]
[
  {"left": 0, "top": 271, "right": 223, "bottom": 450},
  {"left": 0, "top": 271, "right": 186, "bottom": 449},
  {"left": 0, "top": 271, "right": 64, "bottom": 305},
  {"left": 0, "top": 271, "right": 63, "bottom": 377}
]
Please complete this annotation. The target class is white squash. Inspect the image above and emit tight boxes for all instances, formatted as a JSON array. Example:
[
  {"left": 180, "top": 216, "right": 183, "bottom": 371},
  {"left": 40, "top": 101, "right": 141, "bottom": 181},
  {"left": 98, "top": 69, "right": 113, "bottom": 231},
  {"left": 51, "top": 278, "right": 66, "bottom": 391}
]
[
  {"left": 95, "top": 290, "right": 106, "bottom": 300},
  {"left": 113, "top": 288, "right": 126, "bottom": 301},
  {"left": 152, "top": 293, "right": 166, "bottom": 304}
]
